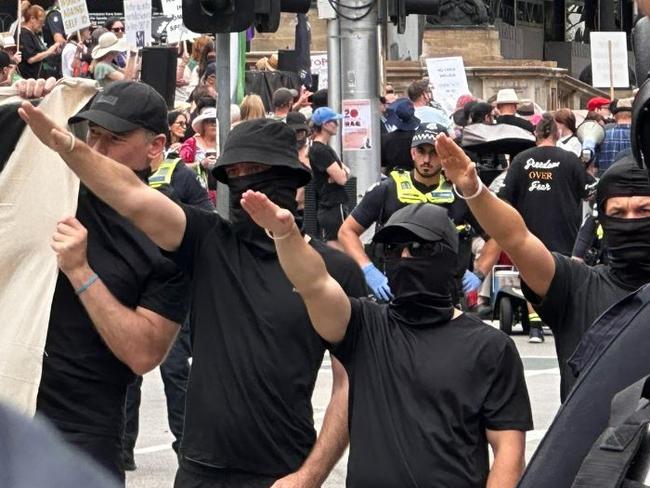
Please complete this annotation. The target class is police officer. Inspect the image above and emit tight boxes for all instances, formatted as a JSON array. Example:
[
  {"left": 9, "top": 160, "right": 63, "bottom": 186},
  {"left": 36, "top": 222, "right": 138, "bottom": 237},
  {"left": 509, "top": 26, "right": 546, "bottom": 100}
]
[
  {"left": 42, "top": 0, "right": 66, "bottom": 78},
  {"left": 339, "top": 122, "right": 481, "bottom": 301}
]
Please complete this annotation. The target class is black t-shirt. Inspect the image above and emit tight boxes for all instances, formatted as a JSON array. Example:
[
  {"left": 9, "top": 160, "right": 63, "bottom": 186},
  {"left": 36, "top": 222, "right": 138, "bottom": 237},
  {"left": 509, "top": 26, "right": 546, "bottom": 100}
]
[
  {"left": 498, "top": 146, "right": 594, "bottom": 255},
  {"left": 168, "top": 162, "right": 213, "bottom": 210},
  {"left": 496, "top": 114, "right": 535, "bottom": 133},
  {"left": 332, "top": 300, "right": 533, "bottom": 487},
  {"left": 18, "top": 27, "right": 46, "bottom": 79},
  {"left": 309, "top": 141, "right": 349, "bottom": 208},
  {"left": 381, "top": 129, "right": 415, "bottom": 171},
  {"left": 43, "top": 9, "right": 66, "bottom": 46},
  {"left": 170, "top": 205, "right": 367, "bottom": 476},
  {"left": 37, "top": 188, "right": 188, "bottom": 438},
  {"left": 522, "top": 253, "right": 632, "bottom": 401}
]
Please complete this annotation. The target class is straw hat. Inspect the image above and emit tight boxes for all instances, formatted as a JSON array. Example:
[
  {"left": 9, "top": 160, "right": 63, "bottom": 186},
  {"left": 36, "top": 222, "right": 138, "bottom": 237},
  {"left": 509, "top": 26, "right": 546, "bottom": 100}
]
[
  {"left": 496, "top": 88, "right": 524, "bottom": 105},
  {"left": 255, "top": 53, "right": 278, "bottom": 71},
  {"left": 92, "top": 32, "right": 128, "bottom": 60}
]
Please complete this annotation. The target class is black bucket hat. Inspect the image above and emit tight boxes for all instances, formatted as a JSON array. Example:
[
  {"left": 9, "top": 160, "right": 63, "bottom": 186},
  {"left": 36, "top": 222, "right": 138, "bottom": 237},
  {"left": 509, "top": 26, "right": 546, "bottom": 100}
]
[
  {"left": 212, "top": 118, "right": 312, "bottom": 185},
  {"left": 373, "top": 203, "right": 458, "bottom": 252}
]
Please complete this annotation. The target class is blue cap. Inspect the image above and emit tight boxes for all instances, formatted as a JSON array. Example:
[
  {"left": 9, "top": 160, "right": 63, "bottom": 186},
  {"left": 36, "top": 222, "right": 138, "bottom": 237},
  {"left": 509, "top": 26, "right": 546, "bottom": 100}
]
[{"left": 312, "top": 107, "right": 344, "bottom": 126}]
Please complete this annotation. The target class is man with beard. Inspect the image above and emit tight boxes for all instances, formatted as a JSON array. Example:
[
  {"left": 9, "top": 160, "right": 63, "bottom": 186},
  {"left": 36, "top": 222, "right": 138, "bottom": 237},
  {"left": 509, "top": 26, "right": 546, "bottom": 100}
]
[
  {"left": 435, "top": 133, "right": 650, "bottom": 402},
  {"left": 17, "top": 108, "right": 367, "bottom": 487},
  {"left": 339, "top": 123, "right": 481, "bottom": 301},
  {"left": 240, "top": 196, "right": 532, "bottom": 488}
]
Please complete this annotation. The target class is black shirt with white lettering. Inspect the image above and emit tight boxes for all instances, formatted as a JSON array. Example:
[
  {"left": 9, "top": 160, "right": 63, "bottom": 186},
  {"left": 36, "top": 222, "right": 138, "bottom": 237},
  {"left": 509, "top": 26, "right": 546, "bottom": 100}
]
[
  {"left": 498, "top": 145, "right": 594, "bottom": 255},
  {"left": 170, "top": 205, "right": 367, "bottom": 476},
  {"left": 332, "top": 301, "right": 533, "bottom": 487}
]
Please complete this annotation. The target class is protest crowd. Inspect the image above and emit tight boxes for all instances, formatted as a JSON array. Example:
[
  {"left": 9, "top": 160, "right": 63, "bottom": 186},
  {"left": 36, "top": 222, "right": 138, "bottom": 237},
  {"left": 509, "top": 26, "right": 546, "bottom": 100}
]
[{"left": 2, "top": 0, "right": 650, "bottom": 487}]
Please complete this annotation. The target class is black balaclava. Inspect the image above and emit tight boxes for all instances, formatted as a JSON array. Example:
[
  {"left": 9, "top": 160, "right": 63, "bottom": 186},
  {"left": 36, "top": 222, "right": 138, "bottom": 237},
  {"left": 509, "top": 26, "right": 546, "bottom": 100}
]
[
  {"left": 385, "top": 242, "right": 457, "bottom": 328},
  {"left": 228, "top": 166, "right": 299, "bottom": 256},
  {"left": 374, "top": 203, "right": 459, "bottom": 328},
  {"left": 596, "top": 156, "right": 650, "bottom": 290}
]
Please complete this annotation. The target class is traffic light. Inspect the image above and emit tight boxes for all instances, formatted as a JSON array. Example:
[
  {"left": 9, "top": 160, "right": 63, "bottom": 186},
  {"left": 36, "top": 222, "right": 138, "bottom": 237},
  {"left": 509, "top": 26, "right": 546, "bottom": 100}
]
[
  {"left": 254, "top": 0, "right": 311, "bottom": 32},
  {"left": 182, "top": 0, "right": 255, "bottom": 33},
  {"left": 388, "top": 0, "right": 441, "bottom": 34}
]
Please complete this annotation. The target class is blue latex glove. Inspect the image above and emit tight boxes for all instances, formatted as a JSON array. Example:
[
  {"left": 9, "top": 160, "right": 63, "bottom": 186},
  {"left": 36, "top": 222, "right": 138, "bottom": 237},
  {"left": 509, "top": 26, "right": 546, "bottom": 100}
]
[
  {"left": 362, "top": 263, "right": 393, "bottom": 301},
  {"left": 462, "top": 270, "right": 481, "bottom": 293}
]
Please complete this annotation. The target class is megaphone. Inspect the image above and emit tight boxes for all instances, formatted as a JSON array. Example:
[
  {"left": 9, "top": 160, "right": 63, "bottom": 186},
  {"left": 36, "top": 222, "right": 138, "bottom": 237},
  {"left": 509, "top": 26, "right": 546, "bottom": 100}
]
[{"left": 577, "top": 120, "right": 606, "bottom": 164}]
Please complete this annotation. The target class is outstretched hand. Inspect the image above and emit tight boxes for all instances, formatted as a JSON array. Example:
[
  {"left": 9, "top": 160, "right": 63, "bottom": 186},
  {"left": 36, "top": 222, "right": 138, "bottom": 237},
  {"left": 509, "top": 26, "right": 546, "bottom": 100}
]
[
  {"left": 435, "top": 133, "right": 481, "bottom": 195},
  {"left": 17, "top": 101, "right": 79, "bottom": 154},
  {"left": 240, "top": 190, "right": 296, "bottom": 238}
]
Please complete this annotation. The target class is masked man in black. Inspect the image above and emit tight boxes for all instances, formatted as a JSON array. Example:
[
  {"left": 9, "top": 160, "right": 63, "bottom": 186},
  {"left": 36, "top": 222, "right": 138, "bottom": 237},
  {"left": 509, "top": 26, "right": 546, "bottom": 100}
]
[
  {"left": 436, "top": 133, "right": 650, "bottom": 402},
  {"left": 240, "top": 196, "right": 532, "bottom": 488},
  {"left": 18, "top": 108, "right": 367, "bottom": 488}
]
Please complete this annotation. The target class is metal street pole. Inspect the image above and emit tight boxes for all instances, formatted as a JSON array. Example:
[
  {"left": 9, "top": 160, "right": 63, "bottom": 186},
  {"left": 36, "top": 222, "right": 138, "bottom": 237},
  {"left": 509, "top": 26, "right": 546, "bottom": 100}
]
[
  {"left": 327, "top": 17, "right": 342, "bottom": 155},
  {"left": 216, "top": 32, "right": 231, "bottom": 218},
  {"left": 339, "top": 0, "right": 381, "bottom": 203}
]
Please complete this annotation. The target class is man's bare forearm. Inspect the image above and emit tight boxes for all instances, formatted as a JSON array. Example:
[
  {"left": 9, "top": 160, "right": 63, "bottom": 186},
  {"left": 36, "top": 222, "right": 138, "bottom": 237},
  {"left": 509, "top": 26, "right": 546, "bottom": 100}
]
[
  {"left": 67, "top": 265, "right": 180, "bottom": 375},
  {"left": 486, "top": 451, "right": 525, "bottom": 488},
  {"left": 296, "top": 358, "right": 349, "bottom": 486},
  {"left": 338, "top": 226, "right": 371, "bottom": 268}
]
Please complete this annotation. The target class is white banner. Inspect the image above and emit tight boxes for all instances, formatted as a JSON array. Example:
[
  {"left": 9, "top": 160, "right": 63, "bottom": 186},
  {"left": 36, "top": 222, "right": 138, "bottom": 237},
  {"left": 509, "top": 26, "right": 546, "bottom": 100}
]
[
  {"left": 124, "top": 0, "right": 152, "bottom": 49},
  {"left": 425, "top": 56, "right": 470, "bottom": 115},
  {"left": 59, "top": 0, "right": 91, "bottom": 35},
  {"left": 310, "top": 54, "right": 328, "bottom": 90},
  {"left": 590, "top": 32, "right": 629, "bottom": 88}
]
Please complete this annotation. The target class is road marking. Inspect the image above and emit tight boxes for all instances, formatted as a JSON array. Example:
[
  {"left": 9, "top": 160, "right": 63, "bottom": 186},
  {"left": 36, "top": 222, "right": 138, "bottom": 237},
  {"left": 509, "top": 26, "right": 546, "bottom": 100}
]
[{"left": 135, "top": 444, "right": 172, "bottom": 455}]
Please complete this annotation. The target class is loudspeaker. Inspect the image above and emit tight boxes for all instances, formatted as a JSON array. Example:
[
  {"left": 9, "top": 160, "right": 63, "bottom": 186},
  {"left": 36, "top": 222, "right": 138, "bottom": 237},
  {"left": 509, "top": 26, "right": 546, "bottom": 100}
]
[
  {"left": 141, "top": 46, "right": 177, "bottom": 109},
  {"left": 576, "top": 120, "right": 606, "bottom": 164},
  {"left": 278, "top": 49, "right": 298, "bottom": 73}
]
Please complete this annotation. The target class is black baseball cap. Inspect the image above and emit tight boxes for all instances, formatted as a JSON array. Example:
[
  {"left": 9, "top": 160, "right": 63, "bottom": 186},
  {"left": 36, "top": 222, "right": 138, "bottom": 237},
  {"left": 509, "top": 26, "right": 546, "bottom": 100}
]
[
  {"left": 286, "top": 111, "right": 309, "bottom": 133},
  {"left": 374, "top": 203, "right": 458, "bottom": 252},
  {"left": 212, "top": 118, "right": 312, "bottom": 186},
  {"left": 69, "top": 81, "right": 168, "bottom": 135}
]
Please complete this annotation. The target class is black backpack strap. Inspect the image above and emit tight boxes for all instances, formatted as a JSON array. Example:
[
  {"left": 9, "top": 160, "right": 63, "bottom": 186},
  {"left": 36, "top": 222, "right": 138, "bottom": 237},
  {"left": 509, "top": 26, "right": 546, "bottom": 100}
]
[{"left": 572, "top": 376, "right": 650, "bottom": 488}]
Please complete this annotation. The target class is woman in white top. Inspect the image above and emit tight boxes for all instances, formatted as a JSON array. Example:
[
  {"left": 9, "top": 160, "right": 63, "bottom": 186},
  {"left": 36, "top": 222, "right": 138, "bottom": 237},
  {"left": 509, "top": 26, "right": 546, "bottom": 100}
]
[
  {"left": 554, "top": 108, "right": 582, "bottom": 157},
  {"left": 61, "top": 28, "right": 90, "bottom": 78},
  {"left": 90, "top": 32, "right": 137, "bottom": 88}
]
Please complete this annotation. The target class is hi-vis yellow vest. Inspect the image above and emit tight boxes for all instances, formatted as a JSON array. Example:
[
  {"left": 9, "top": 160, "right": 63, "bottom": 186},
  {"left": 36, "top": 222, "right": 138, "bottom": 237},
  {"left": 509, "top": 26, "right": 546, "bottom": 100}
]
[
  {"left": 390, "top": 170, "right": 455, "bottom": 204},
  {"left": 148, "top": 159, "right": 180, "bottom": 189}
]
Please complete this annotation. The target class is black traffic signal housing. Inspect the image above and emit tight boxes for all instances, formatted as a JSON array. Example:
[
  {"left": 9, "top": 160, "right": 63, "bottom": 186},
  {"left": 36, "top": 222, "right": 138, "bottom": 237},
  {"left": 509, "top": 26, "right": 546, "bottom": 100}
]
[
  {"left": 183, "top": 0, "right": 255, "bottom": 33},
  {"left": 388, "top": 0, "right": 441, "bottom": 34},
  {"left": 254, "top": 0, "right": 310, "bottom": 32}
]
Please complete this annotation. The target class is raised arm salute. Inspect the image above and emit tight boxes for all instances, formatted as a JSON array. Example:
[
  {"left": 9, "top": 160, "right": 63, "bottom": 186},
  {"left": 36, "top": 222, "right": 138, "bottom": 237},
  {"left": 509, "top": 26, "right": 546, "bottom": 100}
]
[
  {"left": 436, "top": 133, "right": 650, "bottom": 401},
  {"left": 18, "top": 91, "right": 186, "bottom": 252}
]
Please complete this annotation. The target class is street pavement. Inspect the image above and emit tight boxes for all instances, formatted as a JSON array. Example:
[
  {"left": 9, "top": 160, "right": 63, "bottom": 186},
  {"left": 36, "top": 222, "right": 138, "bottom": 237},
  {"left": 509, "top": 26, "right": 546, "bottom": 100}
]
[{"left": 127, "top": 322, "right": 560, "bottom": 487}]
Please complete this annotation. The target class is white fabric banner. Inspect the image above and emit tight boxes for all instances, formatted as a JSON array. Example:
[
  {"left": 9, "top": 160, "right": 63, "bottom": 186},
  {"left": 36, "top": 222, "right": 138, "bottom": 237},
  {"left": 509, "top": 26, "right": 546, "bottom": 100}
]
[{"left": 0, "top": 79, "right": 98, "bottom": 415}]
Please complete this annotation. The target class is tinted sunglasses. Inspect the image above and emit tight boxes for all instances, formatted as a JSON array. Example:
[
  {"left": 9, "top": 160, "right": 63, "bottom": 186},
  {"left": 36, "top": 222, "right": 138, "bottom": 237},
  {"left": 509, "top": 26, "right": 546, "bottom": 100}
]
[
  {"left": 112, "top": 27, "right": 125, "bottom": 32},
  {"left": 384, "top": 241, "right": 445, "bottom": 259}
]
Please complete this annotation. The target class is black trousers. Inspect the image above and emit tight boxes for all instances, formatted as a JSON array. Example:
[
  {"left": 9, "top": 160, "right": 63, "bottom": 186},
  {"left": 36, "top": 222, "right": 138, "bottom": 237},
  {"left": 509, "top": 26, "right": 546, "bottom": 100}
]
[
  {"left": 58, "top": 428, "right": 125, "bottom": 485},
  {"left": 174, "top": 461, "right": 277, "bottom": 488},
  {"left": 124, "top": 319, "right": 192, "bottom": 455}
]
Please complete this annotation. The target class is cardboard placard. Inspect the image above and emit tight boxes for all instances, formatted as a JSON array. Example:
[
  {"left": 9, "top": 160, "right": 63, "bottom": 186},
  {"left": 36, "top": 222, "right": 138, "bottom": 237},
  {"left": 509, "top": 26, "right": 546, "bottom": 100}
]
[
  {"left": 59, "top": 0, "right": 91, "bottom": 35},
  {"left": 124, "top": 0, "right": 152, "bottom": 49},
  {"left": 425, "top": 56, "right": 470, "bottom": 115},
  {"left": 589, "top": 32, "right": 629, "bottom": 88}
]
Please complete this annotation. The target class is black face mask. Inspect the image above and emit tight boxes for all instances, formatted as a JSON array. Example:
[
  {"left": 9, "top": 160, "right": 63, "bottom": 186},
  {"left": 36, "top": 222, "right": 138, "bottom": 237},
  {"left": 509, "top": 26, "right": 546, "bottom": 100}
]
[
  {"left": 228, "top": 168, "right": 299, "bottom": 256},
  {"left": 601, "top": 215, "right": 650, "bottom": 290},
  {"left": 385, "top": 245, "right": 457, "bottom": 328}
]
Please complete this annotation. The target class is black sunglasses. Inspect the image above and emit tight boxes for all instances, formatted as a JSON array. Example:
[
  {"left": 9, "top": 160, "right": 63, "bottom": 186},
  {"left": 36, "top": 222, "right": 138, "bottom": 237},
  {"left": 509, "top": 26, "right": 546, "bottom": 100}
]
[
  {"left": 384, "top": 241, "right": 444, "bottom": 259},
  {"left": 112, "top": 27, "right": 125, "bottom": 32}
]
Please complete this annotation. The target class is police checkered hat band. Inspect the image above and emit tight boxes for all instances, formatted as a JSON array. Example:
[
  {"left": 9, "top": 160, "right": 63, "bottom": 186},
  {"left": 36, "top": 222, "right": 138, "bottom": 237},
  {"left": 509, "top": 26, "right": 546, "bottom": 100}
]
[{"left": 411, "top": 123, "right": 449, "bottom": 147}]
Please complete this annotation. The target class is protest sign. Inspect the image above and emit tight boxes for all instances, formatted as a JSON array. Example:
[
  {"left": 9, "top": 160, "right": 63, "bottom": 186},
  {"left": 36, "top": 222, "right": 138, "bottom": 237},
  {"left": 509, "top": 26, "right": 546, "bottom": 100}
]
[
  {"left": 124, "top": 0, "right": 152, "bottom": 49},
  {"left": 310, "top": 54, "right": 328, "bottom": 90},
  {"left": 590, "top": 31, "right": 629, "bottom": 96},
  {"left": 425, "top": 56, "right": 470, "bottom": 115},
  {"left": 59, "top": 0, "right": 91, "bottom": 35},
  {"left": 158, "top": 0, "right": 200, "bottom": 43}
]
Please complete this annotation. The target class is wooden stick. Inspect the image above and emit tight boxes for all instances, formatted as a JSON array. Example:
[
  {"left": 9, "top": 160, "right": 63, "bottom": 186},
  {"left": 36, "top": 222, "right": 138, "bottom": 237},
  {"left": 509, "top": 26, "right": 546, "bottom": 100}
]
[
  {"left": 16, "top": 0, "right": 21, "bottom": 53},
  {"left": 608, "top": 40, "right": 614, "bottom": 100}
]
